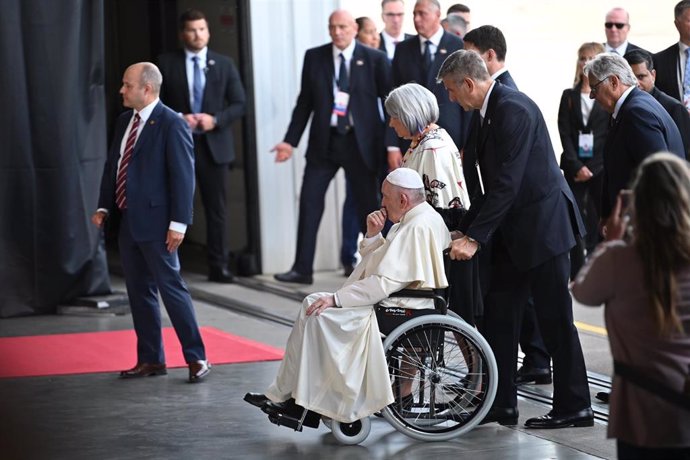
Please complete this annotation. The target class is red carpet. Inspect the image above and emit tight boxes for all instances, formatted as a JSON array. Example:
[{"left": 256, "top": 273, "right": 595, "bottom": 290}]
[{"left": 0, "top": 327, "right": 284, "bottom": 378}]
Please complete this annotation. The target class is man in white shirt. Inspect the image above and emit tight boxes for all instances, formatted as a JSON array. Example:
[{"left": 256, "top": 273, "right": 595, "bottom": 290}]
[
  {"left": 603, "top": 7, "right": 642, "bottom": 56},
  {"left": 245, "top": 168, "right": 450, "bottom": 423},
  {"left": 92, "top": 62, "right": 210, "bottom": 383},
  {"left": 388, "top": 0, "right": 467, "bottom": 170},
  {"left": 653, "top": 1, "right": 690, "bottom": 105},
  {"left": 379, "top": 0, "right": 412, "bottom": 61}
]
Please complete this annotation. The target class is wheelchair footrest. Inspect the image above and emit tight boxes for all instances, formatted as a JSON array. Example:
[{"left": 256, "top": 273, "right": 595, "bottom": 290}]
[{"left": 265, "top": 400, "right": 321, "bottom": 431}]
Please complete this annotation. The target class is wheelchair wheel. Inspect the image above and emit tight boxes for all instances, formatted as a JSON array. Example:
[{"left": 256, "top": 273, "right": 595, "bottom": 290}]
[
  {"left": 381, "top": 313, "right": 497, "bottom": 442},
  {"left": 330, "top": 417, "right": 371, "bottom": 445}
]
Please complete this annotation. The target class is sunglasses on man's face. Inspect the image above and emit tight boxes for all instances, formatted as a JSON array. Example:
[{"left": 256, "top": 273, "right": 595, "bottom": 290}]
[{"left": 605, "top": 22, "right": 627, "bottom": 29}]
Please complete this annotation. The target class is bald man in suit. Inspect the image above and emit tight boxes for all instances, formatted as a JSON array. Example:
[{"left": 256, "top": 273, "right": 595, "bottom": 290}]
[
  {"left": 271, "top": 10, "right": 392, "bottom": 285},
  {"left": 93, "top": 62, "right": 210, "bottom": 383}
]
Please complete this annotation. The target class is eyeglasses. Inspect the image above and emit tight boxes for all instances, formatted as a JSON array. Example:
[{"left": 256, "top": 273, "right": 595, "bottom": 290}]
[
  {"left": 605, "top": 22, "right": 627, "bottom": 29},
  {"left": 384, "top": 13, "right": 404, "bottom": 18},
  {"left": 590, "top": 76, "right": 610, "bottom": 94}
]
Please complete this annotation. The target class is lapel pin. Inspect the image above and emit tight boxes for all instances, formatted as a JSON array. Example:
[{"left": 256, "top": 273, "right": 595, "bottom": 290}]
[
  {"left": 439, "top": 48, "right": 447, "bottom": 54},
  {"left": 356, "top": 60, "right": 364, "bottom": 66},
  {"left": 149, "top": 120, "right": 156, "bottom": 125}
]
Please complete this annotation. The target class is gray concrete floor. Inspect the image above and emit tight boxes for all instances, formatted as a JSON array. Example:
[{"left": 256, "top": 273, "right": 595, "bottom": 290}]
[{"left": 0, "top": 266, "right": 616, "bottom": 459}]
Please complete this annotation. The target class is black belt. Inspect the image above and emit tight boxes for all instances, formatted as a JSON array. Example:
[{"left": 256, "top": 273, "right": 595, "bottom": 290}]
[{"left": 330, "top": 126, "right": 353, "bottom": 135}]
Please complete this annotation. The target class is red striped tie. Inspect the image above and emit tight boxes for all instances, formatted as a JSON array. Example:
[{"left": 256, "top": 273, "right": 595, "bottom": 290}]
[{"left": 115, "top": 114, "right": 141, "bottom": 210}]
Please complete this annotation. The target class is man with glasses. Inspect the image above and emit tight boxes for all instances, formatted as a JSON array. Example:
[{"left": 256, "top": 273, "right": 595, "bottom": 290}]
[
  {"left": 584, "top": 53, "right": 683, "bottom": 237},
  {"left": 379, "top": 0, "right": 413, "bottom": 61},
  {"left": 603, "top": 7, "right": 643, "bottom": 56}
]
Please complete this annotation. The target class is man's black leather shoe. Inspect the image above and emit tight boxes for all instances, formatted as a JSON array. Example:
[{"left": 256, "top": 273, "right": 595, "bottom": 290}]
[
  {"left": 260, "top": 398, "right": 296, "bottom": 415},
  {"left": 524, "top": 408, "right": 594, "bottom": 429},
  {"left": 595, "top": 391, "right": 610, "bottom": 403},
  {"left": 515, "top": 365, "right": 552, "bottom": 385},
  {"left": 209, "top": 267, "right": 234, "bottom": 283},
  {"left": 244, "top": 392, "right": 270, "bottom": 408},
  {"left": 479, "top": 407, "right": 519, "bottom": 426},
  {"left": 274, "top": 270, "right": 313, "bottom": 284}
]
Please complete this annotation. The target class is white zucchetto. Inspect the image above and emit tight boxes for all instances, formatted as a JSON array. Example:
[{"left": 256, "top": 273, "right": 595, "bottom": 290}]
[{"left": 385, "top": 168, "right": 424, "bottom": 189}]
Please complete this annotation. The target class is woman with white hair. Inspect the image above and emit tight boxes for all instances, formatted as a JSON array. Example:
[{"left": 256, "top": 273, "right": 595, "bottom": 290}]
[
  {"left": 385, "top": 82, "right": 478, "bottom": 325},
  {"left": 572, "top": 153, "right": 690, "bottom": 459},
  {"left": 385, "top": 83, "right": 469, "bottom": 219}
]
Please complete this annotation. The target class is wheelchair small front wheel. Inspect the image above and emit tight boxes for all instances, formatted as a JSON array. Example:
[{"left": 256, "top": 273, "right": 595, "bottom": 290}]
[{"left": 331, "top": 417, "right": 371, "bottom": 445}]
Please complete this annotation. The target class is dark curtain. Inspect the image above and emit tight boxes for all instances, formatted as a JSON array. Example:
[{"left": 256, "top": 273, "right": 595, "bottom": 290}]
[{"left": 0, "top": 0, "right": 111, "bottom": 318}]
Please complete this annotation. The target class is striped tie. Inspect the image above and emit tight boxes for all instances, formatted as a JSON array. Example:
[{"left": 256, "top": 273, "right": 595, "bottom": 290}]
[
  {"left": 683, "top": 48, "right": 690, "bottom": 103},
  {"left": 115, "top": 114, "right": 141, "bottom": 210}
]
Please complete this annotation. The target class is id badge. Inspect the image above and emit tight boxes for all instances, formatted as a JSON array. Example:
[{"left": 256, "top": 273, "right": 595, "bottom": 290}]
[
  {"left": 578, "top": 132, "right": 594, "bottom": 159},
  {"left": 333, "top": 90, "right": 350, "bottom": 117}
]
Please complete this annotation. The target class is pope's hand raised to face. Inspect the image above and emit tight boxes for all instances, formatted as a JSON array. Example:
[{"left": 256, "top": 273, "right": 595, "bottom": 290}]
[{"left": 366, "top": 208, "right": 387, "bottom": 238}]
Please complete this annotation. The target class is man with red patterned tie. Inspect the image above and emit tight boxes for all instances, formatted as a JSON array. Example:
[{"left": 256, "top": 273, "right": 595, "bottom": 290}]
[{"left": 92, "top": 62, "right": 210, "bottom": 383}]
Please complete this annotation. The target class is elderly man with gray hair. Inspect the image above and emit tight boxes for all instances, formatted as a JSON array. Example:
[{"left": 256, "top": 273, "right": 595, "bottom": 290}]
[
  {"left": 437, "top": 49, "right": 592, "bottom": 429},
  {"left": 584, "top": 52, "right": 684, "bottom": 235}
]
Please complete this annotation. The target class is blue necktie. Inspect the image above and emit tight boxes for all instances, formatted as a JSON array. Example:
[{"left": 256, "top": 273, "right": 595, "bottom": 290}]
[
  {"left": 683, "top": 48, "right": 690, "bottom": 101},
  {"left": 192, "top": 56, "right": 203, "bottom": 114}
]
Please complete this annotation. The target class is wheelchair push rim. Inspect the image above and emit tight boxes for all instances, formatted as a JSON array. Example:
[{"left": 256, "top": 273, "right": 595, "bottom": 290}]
[{"left": 381, "top": 314, "right": 497, "bottom": 442}]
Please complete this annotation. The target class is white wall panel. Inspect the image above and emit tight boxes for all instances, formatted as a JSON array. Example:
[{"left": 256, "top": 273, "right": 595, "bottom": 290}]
[{"left": 250, "top": 1, "right": 344, "bottom": 274}]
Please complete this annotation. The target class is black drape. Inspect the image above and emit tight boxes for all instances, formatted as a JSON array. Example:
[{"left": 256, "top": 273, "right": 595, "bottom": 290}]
[{"left": 0, "top": 0, "right": 111, "bottom": 317}]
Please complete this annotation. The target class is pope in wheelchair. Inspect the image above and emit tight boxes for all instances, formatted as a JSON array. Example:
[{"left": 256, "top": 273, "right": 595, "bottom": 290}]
[{"left": 245, "top": 168, "right": 497, "bottom": 444}]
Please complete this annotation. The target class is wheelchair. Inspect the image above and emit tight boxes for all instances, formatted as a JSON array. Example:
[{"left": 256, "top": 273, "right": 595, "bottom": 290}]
[{"left": 258, "top": 287, "right": 498, "bottom": 445}]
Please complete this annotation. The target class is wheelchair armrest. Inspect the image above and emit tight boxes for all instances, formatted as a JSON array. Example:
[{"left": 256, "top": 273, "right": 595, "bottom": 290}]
[{"left": 387, "top": 289, "right": 448, "bottom": 315}]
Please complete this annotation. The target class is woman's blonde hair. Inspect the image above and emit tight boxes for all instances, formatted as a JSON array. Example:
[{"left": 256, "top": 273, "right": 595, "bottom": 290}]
[
  {"left": 573, "top": 42, "right": 605, "bottom": 86},
  {"left": 632, "top": 153, "right": 690, "bottom": 335}
]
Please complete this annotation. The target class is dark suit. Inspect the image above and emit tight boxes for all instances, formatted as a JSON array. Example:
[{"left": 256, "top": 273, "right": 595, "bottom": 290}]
[
  {"left": 390, "top": 32, "right": 469, "bottom": 151},
  {"left": 460, "top": 83, "right": 590, "bottom": 414},
  {"left": 602, "top": 87, "right": 685, "bottom": 219},
  {"left": 653, "top": 43, "right": 682, "bottom": 101},
  {"left": 558, "top": 83, "right": 609, "bottom": 275},
  {"left": 494, "top": 70, "right": 516, "bottom": 89},
  {"left": 463, "top": 72, "right": 550, "bottom": 369},
  {"left": 498, "top": 71, "right": 551, "bottom": 372},
  {"left": 284, "top": 42, "right": 391, "bottom": 275},
  {"left": 650, "top": 86, "right": 690, "bottom": 159},
  {"left": 98, "top": 101, "right": 205, "bottom": 364},
  {"left": 157, "top": 49, "right": 246, "bottom": 271},
  {"left": 378, "top": 32, "right": 414, "bottom": 60}
]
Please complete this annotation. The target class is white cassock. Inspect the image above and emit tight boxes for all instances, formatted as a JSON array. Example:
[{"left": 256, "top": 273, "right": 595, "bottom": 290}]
[{"left": 265, "top": 202, "right": 450, "bottom": 423}]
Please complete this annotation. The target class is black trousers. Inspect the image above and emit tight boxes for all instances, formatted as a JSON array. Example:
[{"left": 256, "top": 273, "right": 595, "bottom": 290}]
[
  {"left": 194, "top": 135, "right": 230, "bottom": 270},
  {"left": 483, "top": 241, "right": 591, "bottom": 413},
  {"left": 567, "top": 173, "right": 603, "bottom": 278},
  {"left": 292, "top": 131, "right": 379, "bottom": 275},
  {"left": 519, "top": 298, "right": 550, "bottom": 369}
]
